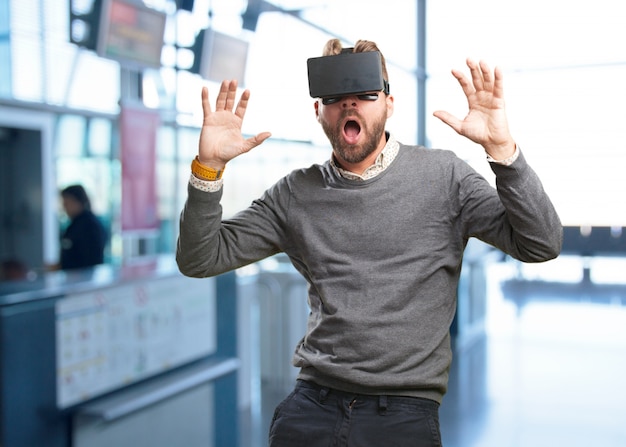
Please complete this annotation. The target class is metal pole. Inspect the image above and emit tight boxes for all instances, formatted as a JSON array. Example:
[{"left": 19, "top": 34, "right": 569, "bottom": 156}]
[{"left": 417, "top": 0, "right": 427, "bottom": 147}]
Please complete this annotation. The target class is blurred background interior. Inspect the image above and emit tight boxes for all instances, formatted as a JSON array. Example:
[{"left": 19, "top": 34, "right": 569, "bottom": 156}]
[{"left": 0, "top": 0, "right": 625, "bottom": 446}]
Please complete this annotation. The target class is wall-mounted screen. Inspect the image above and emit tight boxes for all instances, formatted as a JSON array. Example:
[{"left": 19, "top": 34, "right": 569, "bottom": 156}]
[
  {"left": 192, "top": 29, "right": 249, "bottom": 86},
  {"left": 97, "top": 0, "right": 166, "bottom": 69}
]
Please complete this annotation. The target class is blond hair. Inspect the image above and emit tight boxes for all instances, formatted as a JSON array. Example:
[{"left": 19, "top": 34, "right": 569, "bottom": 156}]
[{"left": 322, "top": 38, "right": 389, "bottom": 83}]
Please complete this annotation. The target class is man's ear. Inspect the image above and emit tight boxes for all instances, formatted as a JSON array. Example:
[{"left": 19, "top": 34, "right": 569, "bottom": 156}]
[
  {"left": 314, "top": 100, "right": 320, "bottom": 121},
  {"left": 386, "top": 94, "right": 394, "bottom": 119}
]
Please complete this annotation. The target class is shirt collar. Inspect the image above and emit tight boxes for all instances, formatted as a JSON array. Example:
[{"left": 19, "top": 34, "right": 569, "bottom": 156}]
[{"left": 331, "top": 133, "right": 400, "bottom": 181}]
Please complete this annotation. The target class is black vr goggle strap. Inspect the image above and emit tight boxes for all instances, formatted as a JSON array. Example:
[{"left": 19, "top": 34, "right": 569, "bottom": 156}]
[{"left": 382, "top": 79, "right": 391, "bottom": 95}]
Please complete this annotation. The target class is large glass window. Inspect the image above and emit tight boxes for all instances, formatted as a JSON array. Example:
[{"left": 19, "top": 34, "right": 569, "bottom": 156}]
[
  {"left": 54, "top": 114, "right": 116, "bottom": 262},
  {"left": 1, "top": 0, "right": 420, "bottom": 261},
  {"left": 426, "top": 0, "right": 626, "bottom": 227},
  {"left": 5, "top": 0, "right": 121, "bottom": 111},
  {"left": 0, "top": 0, "right": 10, "bottom": 98}
]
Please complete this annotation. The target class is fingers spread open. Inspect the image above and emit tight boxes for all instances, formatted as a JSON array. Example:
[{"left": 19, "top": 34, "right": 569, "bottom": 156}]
[
  {"left": 467, "top": 58, "right": 485, "bottom": 92},
  {"left": 432, "top": 110, "right": 462, "bottom": 134},
  {"left": 215, "top": 80, "right": 229, "bottom": 111},
  {"left": 246, "top": 132, "right": 272, "bottom": 150},
  {"left": 479, "top": 60, "right": 493, "bottom": 91},
  {"left": 235, "top": 89, "right": 251, "bottom": 120},
  {"left": 492, "top": 65, "right": 505, "bottom": 99},
  {"left": 201, "top": 87, "right": 212, "bottom": 119},
  {"left": 224, "top": 80, "right": 238, "bottom": 111},
  {"left": 452, "top": 68, "right": 474, "bottom": 98}
]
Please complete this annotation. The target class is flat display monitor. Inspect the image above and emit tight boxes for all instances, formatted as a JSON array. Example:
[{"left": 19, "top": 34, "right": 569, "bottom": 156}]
[
  {"left": 192, "top": 29, "right": 249, "bottom": 86},
  {"left": 97, "top": 0, "right": 166, "bottom": 68}
]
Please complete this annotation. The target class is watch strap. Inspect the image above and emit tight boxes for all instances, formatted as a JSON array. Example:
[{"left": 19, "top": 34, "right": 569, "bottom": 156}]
[{"left": 191, "top": 156, "right": 224, "bottom": 181}]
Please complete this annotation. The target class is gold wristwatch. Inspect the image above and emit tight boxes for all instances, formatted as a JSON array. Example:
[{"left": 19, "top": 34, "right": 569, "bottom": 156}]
[{"left": 191, "top": 156, "right": 225, "bottom": 181}]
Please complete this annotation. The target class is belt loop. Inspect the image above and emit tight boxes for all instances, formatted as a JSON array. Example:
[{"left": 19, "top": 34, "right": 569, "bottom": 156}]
[
  {"left": 319, "top": 387, "right": 329, "bottom": 403},
  {"left": 378, "top": 395, "right": 388, "bottom": 415}
]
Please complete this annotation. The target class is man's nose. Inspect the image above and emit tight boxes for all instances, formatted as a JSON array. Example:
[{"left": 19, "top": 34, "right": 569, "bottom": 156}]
[{"left": 341, "top": 96, "right": 358, "bottom": 107}]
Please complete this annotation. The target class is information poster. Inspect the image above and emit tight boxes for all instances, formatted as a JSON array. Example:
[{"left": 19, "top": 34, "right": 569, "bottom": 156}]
[{"left": 55, "top": 276, "right": 216, "bottom": 408}]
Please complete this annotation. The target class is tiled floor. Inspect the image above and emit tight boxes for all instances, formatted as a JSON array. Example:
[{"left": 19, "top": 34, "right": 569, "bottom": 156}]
[{"left": 241, "top": 256, "right": 626, "bottom": 446}]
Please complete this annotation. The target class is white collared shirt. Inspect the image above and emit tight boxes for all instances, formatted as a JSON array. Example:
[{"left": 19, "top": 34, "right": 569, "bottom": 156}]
[{"left": 330, "top": 133, "right": 400, "bottom": 181}]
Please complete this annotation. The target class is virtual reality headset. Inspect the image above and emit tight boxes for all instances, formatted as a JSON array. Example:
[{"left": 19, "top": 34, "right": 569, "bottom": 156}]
[{"left": 307, "top": 50, "right": 390, "bottom": 100}]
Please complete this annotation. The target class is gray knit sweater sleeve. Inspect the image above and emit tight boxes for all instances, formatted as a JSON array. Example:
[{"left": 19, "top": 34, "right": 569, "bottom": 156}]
[
  {"left": 176, "top": 179, "right": 292, "bottom": 278},
  {"left": 455, "top": 149, "right": 563, "bottom": 262}
]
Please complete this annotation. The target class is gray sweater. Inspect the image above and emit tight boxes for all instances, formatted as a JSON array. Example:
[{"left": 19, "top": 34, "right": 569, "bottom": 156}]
[{"left": 177, "top": 143, "right": 562, "bottom": 403}]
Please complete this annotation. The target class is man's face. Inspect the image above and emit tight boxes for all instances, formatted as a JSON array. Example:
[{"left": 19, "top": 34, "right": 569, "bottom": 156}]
[
  {"left": 315, "top": 91, "right": 394, "bottom": 167},
  {"left": 62, "top": 196, "right": 82, "bottom": 219}
]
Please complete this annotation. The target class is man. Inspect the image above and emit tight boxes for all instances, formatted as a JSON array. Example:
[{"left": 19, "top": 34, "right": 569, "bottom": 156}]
[
  {"left": 177, "top": 39, "right": 562, "bottom": 446},
  {"left": 57, "top": 184, "right": 107, "bottom": 270}
]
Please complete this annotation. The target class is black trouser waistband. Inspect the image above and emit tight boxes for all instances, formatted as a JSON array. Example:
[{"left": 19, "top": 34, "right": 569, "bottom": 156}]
[{"left": 295, "top": 379, "right": 439, "bottom": 413}]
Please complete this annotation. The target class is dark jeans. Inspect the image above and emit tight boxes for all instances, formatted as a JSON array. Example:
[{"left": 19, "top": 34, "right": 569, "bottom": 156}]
[{"left": 269, "top": 380, "right": 443, "bottom": 447}]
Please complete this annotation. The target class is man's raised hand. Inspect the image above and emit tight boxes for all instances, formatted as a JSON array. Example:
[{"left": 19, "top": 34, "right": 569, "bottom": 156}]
[
  {"left": 433, "top": 59, "right": 515, "bottom": 160},
  {"left": 198, "top": 80, "right": 271, "bottom": 169}
]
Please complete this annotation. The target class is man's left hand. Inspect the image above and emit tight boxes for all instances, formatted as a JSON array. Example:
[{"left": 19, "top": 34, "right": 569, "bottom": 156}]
[{"left": 433, "top": 59, "right": 516, "bottom": 160}]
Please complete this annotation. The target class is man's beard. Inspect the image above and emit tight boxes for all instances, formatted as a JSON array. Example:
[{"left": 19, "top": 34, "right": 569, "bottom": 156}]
[{"left": 321, "top": 109, "right": 387, "bottom": 165}]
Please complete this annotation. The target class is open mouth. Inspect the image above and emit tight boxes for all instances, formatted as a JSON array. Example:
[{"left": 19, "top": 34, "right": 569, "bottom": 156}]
[{"left": 343, "top": 120, "right": 361, "bottom": 144}]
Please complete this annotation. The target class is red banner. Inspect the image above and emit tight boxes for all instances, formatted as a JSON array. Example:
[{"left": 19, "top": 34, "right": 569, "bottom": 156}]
[{"left": 120, "top": 105, "right": 159, "bottom": 232}]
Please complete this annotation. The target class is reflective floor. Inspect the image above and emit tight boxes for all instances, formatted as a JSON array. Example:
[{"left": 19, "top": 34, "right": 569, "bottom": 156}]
[{"left": 241, "top": 256, "right": 626, "bottom": 447}]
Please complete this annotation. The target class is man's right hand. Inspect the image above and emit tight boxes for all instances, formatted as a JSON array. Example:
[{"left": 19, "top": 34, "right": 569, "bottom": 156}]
[{"left": 197, "top": 80, "right": 271, "bottom": 170}]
